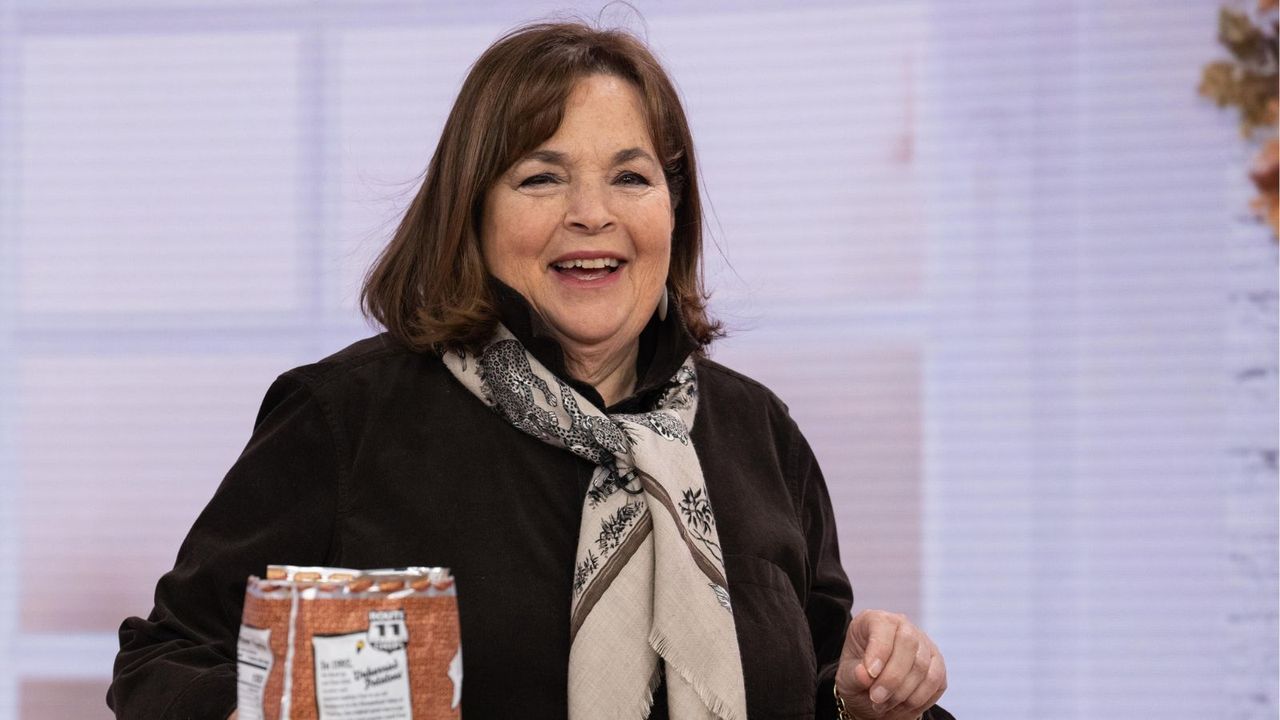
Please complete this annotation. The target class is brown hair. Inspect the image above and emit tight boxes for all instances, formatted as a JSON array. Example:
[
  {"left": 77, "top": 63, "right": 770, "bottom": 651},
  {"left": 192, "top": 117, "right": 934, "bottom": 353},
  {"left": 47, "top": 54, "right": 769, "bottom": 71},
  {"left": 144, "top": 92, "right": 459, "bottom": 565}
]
[{"left": 360, "top": 20, "right": 721, "bottom": 354}]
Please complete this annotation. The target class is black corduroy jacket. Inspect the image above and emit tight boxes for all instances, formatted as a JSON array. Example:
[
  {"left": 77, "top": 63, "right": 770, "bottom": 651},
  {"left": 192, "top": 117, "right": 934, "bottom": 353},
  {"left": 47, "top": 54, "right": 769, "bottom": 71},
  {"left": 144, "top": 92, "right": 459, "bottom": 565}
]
[{"left": 108, "top": 289, "right": 950, "bottom": 719}]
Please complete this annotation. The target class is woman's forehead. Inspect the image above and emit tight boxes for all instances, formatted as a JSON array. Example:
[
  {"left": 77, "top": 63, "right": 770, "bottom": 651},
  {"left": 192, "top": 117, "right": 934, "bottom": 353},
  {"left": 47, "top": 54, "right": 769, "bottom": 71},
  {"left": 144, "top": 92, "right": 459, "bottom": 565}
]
[
  {"left": 553, "top": 77, "right": 653, "bottom": 141},
  {"left": 495, "top": 73, "right": 671, "bottom": 179}
]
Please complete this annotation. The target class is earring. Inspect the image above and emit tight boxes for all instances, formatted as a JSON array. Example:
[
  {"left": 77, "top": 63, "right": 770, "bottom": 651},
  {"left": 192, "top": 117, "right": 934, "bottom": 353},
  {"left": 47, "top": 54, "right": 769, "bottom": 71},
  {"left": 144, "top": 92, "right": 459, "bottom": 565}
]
[{"left": 657, "top": 288, "right": 669, "bottom": 322}]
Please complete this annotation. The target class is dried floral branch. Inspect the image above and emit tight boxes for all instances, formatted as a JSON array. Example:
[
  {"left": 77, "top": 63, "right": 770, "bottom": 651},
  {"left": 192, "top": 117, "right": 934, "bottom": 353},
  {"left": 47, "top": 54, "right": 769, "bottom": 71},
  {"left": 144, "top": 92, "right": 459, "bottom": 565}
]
[{"left": 1200, "top": 4, "right": 1279, "bottom": 239}]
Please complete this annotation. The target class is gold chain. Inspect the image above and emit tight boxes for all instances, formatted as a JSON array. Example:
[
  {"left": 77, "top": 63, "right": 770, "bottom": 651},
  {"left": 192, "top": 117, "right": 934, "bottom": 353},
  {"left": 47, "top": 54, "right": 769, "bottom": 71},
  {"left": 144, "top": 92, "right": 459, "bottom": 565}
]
[{"left": 833, "top": 683, "right": 855, "bottom": 720}]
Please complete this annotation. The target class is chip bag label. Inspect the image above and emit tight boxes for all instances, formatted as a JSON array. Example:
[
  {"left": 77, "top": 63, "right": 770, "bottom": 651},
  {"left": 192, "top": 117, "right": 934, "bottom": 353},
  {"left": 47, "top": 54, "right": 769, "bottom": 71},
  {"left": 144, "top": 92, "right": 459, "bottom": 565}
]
[
  {"left": 313, "top": 630, "right": 413, "bottom": 718},
  {"left": 236, "top": 625, "right": 274, "bottom": 720}
]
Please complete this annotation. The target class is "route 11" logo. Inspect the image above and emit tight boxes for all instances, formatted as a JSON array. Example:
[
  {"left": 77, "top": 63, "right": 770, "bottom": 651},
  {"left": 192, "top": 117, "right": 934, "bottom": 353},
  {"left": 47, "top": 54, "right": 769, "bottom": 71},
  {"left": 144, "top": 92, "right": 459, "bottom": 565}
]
[{"left": 366, "top": 609, "right": 408, "bottom": 652}]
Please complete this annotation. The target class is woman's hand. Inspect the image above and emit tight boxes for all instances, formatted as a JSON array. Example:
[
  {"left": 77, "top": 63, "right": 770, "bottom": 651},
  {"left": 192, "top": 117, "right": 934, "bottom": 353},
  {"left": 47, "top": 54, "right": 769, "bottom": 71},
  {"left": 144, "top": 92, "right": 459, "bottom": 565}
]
[{"left": 834, "top": 610, "right": 947, "bottom": 720}]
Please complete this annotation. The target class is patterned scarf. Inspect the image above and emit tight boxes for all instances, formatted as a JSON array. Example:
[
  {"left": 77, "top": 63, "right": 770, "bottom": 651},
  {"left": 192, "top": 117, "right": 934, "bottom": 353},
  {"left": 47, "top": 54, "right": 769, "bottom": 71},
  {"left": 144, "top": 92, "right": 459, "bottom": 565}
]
[{"left": 443, "top": 325, "right": 747, "bottom": 720}]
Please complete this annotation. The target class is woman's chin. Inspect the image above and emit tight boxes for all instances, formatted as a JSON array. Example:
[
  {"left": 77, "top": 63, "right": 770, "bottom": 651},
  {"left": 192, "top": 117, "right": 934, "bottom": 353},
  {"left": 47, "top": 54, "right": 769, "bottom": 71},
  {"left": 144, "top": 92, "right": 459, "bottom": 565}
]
[
  {"left": 553, "top": 326, "right": 630, "bottom": 351},
  {"left": 543, "top": 311, "right": 640, "bottom": 353}
]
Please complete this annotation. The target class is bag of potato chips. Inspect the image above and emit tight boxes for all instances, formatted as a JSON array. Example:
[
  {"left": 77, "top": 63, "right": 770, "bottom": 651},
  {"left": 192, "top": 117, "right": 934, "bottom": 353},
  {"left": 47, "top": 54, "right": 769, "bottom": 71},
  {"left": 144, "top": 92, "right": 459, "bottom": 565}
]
[{"left": 236, "top": 565, "right": 461, "bottom": 720}]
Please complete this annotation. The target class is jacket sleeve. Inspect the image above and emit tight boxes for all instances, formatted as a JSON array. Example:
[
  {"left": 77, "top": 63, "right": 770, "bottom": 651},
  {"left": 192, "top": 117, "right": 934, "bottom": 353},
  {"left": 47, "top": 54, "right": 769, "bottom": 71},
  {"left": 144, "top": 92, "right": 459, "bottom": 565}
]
[
  {"left": 107, "top": 371, "right": 344, "bottom": 720},
  {"left": 785, "top": 419, "right": 853, "bottom": 718},
  {"left": 790, "top": 422, "right": 955, "bottom": 720}
]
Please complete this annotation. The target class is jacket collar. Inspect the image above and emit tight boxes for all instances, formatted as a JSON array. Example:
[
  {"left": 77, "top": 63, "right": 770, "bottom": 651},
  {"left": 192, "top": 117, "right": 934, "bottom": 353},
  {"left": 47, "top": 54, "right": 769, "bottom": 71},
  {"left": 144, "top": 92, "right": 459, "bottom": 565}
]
[{"left": 488, "top": 277, "right": 699, "bottom": 412}]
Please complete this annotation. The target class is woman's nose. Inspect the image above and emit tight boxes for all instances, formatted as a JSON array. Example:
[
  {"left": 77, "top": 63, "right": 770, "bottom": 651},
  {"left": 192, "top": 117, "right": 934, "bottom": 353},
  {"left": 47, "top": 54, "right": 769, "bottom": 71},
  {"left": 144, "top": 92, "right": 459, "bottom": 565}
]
[{"left": 564, "top": 181, "right": 615, "bottom": 234}]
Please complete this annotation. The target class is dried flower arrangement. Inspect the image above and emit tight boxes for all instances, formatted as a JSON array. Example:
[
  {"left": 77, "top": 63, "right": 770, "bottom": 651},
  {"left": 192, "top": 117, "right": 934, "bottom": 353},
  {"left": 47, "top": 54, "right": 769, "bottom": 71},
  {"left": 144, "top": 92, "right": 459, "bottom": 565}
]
[{"left": 1200, "top": 1, "right": 1279, "bottom": 239}]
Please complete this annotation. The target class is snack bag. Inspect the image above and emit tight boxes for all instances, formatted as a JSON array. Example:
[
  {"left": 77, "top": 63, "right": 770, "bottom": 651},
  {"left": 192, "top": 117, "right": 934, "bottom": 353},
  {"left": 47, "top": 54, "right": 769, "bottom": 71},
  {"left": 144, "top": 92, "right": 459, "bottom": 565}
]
[{"left": 237, "top": 565, "right": 461, "bottom": 720}]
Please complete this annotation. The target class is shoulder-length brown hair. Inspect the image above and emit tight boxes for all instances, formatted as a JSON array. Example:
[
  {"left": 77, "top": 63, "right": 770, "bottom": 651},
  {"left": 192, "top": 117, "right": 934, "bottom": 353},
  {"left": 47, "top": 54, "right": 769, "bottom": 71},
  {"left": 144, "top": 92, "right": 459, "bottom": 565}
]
[{"left": 361, "top": 20, "right": 720, "bottom": 354}]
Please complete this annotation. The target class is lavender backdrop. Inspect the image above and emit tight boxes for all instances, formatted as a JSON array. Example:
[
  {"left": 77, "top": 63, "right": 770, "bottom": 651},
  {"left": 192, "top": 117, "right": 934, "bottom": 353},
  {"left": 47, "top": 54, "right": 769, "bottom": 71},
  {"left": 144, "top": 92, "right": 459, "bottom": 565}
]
[{"left": 0, "top": 1, "right": 1274, "bottom": 718}]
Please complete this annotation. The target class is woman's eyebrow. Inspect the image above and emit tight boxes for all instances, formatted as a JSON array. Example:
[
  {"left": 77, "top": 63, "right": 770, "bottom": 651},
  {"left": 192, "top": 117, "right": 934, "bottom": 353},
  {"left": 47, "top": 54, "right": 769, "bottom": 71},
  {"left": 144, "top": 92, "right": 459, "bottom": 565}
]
[
  {"left": 524, "top": 149, "right": 567, "bottom": 166},
  {"left": 612, "top": 147, "right": 655, "bottom": 165},
  {"left": 519, "top": 147, "right": 656, "bottom": 167}
]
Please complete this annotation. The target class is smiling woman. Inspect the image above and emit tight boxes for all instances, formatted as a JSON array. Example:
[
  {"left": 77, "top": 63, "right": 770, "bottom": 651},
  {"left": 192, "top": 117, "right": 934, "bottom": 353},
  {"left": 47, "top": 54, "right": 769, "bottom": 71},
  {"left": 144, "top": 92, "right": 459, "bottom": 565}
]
[
  {"left": 109, "top": 20, "right": 951, "bottom": 720},
  {"left": 481, "top": 75, "right": 674, "bottom": 405},
  {"left": 359, "top": 22, "right": 713, "bottom": 360}
]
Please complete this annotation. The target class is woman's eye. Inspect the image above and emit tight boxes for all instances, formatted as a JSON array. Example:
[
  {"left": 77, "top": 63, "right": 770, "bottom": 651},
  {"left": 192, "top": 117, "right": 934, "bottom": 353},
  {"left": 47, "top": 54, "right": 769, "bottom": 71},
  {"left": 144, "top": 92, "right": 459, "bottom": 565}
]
[
  {"left": 615, "top": 172, "right": 650, "bottom": 186},
  {"left": 519, "top": 173, "right": 558, "bottom": 187}
]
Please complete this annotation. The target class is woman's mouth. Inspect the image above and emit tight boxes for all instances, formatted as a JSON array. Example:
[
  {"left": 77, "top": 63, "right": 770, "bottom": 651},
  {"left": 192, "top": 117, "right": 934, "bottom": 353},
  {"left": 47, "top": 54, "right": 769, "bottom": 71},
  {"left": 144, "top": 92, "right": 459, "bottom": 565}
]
[{"left": 550, "top": 257, "right": 624, "bottom": 282}]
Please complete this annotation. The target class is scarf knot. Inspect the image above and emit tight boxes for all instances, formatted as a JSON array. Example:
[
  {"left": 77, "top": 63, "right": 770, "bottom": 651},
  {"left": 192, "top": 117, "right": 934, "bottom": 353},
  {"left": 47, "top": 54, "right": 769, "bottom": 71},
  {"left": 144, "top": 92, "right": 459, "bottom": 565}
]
[{"left": 444, "top": 327, "right": 747, "bottom": 720}]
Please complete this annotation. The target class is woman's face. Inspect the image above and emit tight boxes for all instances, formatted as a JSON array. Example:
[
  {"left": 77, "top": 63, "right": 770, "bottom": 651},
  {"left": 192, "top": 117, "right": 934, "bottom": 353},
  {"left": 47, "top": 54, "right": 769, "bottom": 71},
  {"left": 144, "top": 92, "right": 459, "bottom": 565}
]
[{"left": 480, "top": 74, "right": 673, "bottom": 357}]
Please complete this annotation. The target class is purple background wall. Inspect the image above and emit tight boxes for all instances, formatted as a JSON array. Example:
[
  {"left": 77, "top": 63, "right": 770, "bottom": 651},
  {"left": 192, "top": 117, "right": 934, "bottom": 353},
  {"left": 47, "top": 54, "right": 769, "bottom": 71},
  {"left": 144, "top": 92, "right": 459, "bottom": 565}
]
[{"left": 0, "top": 1, "right": 1275, "bottom": 718}]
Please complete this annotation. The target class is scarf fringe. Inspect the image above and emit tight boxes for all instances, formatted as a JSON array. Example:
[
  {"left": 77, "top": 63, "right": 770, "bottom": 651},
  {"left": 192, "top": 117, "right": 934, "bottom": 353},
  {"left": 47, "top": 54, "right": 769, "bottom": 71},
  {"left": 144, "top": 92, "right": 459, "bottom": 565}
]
[
  {"left": 641, "top": 660, "right": 664, "bottom": 718},
  {"left": 650, "top": 628, "right": 747, "bottom": 720}
]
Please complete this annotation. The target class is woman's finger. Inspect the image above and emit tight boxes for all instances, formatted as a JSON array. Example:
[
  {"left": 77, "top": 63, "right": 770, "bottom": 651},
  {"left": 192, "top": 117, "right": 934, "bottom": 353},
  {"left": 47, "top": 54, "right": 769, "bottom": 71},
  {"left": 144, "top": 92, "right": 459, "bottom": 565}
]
[
  {"left": 883, "top": 640, "right": 935, "bottom": 711},
  {"left": 867, "top": 620, "right": 921, "bottom": 706},
  {"left": 897, "top": 651, "right": 947, "bottom": 714},
  {"left": 849, "top": 609, "right": 900, "bottom": 682}
]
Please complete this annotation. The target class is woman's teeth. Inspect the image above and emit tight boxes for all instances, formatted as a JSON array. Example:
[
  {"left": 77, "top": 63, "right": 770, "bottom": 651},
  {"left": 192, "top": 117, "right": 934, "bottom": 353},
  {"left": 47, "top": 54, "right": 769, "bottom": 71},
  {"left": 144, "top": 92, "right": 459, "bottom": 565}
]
[
  {"left": 551, "top": 258, "right": 623, "bottom": 280},
  {"left": 551, "top": 258, "right": 621, "bottom": 270}
]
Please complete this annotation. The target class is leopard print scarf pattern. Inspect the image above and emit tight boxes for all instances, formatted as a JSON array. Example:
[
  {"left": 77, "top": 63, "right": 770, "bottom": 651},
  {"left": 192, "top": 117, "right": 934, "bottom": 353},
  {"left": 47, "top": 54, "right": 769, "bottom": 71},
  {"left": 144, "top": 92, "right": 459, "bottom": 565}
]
[{"left": 443, "top": 325, "right": 746, "bottom": 720}]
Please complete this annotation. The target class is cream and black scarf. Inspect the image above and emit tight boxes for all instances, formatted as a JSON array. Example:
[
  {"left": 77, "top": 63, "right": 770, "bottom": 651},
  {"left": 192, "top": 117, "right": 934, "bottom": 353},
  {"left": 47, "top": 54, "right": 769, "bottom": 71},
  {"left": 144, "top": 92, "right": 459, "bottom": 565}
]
[{"left": 443, "top": 324, "right": 747, "bottom": 720}]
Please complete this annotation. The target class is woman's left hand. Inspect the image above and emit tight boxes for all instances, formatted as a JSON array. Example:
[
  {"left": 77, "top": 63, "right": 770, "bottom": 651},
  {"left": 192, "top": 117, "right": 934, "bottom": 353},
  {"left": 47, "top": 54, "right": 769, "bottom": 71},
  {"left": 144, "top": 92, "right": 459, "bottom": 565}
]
[{"left": 833, "top": 609, "right": 947, "bottom": 719}]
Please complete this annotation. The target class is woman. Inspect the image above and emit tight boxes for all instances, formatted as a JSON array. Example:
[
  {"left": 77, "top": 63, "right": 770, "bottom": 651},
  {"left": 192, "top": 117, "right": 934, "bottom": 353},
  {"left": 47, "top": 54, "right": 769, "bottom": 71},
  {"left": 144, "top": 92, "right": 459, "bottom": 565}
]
[{"left": 109, "top": 21, "right": 950, "bottom": 720}]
